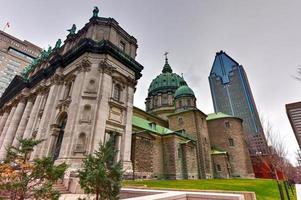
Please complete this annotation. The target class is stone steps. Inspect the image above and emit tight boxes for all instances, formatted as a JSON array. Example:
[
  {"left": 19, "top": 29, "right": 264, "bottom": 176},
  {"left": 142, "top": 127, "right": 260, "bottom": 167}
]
[{"left": 53, "top": 181, "right": 70, "bottom": 194}]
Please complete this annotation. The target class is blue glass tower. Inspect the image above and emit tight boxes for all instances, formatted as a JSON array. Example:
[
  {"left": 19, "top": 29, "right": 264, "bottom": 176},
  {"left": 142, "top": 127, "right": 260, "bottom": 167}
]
[{"left": 209, "top": 51, "right": 267, "bottom": 154}]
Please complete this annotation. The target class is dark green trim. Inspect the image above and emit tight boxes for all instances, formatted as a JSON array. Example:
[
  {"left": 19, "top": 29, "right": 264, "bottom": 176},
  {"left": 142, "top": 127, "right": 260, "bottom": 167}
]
[{"left": 0, "top": 39, "right": 144, "bottom": 108}]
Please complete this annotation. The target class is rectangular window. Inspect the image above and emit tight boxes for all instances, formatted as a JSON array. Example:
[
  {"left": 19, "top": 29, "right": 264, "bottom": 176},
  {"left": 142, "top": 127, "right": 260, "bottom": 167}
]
[
  {"left": 162, "top": 94, "right": 168, "bottom": 105},
  {"left": 216, "top": 164, "right": 221, "bottom": 172},
  {"left": 8, "top": 47, "right": 35, "bottom": 61},
  {"left": 225, "top": 121, "right": 230, "bottom": 128},
  {"left": 229, "top": 138, "right": 234, "bottom": 146}
]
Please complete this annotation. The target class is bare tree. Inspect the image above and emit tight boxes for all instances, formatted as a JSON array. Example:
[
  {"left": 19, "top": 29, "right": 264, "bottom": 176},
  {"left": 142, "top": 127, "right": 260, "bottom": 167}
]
[{"left": 251, "top": 119, "right": 288, "bottom": 200}]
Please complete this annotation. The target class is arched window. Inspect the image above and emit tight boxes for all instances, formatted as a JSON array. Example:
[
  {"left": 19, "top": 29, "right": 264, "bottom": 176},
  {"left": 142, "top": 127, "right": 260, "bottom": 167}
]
[
  {"left": 187, "top": 99, "right": 191, "bottom": 106},
  {"left": 178, "top": 117, "right": 184, "bottom": 125},
  {"left": 76, "top": 132, "right": 86, "bottom": 152},
  {"left": 113, "top": 84, "right": 121, "bottom": 101},
  {"left": 179, "top": 100, "right": 182, "bottom": 108},
  {"left": 154, "top": 97, "right": 158, "bottom": 107},
  {"left": 82, "top": 104, "right": 91, "bottom": 122}
]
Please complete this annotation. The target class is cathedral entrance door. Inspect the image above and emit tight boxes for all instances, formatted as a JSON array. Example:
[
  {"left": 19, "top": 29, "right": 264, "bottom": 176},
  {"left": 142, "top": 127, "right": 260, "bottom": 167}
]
[{"left": 53, "top": 113, "right": 67, "bottom": 160}]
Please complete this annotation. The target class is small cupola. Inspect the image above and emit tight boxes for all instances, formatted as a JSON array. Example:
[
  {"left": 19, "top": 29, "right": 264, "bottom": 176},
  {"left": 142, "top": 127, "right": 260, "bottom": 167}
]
[{"left": 174, "top": 84, "right": 196, "bottom": 111}]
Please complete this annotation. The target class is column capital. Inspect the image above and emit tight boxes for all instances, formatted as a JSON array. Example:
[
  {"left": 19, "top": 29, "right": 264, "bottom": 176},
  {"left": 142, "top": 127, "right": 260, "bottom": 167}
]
[
  {"left": 64, "top": 73, "right": 76, "bottom": 84},
  {"left": 126, "top": 76, "right": 137, "bottom": 88},
  {"left": 98, "top": 58, "right": 115, "bottom": 75},
  {"left": 77, "top": 58, "right": 91, "bottom": 73},
  {"left": 50, "top": 73, "right": 64, "bottom": 85}
]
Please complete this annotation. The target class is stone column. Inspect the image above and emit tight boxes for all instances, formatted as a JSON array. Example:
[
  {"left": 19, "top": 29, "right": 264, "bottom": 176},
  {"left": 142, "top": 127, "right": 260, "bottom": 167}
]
[
  {"left": 0, "top": 111, "right": 9, "bottom": 136},
  {"left": 121, "top": 85, "right": 134, "bottom": 174},
  {"left": 23, "top": 94, "right": 42, "bottom": 139},
  {"left": 0, "top": 106, "right": 16, "bottom": 148},
  {"left": 11, "top": 98, "right": 34, "bottom": 148},
  {"left": 0, "top": 100, "right": 26, "bottom": 159}
]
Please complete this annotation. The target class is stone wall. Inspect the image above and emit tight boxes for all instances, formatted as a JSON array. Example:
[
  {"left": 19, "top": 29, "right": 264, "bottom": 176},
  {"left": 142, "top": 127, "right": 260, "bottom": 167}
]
[
  {"left": 207, "top": 117, "right": 254, "bottom": 178},
  {"left": 168, "top": 110, "right": 213, "bottom": 179},
  {"left": 132, "top": 133, "right": 154, "bottom": 179},
  {"left": 162, "top": 136, "right": 177, "bottom": 179},
  {"left": 212, "top": 154, "right": 230, "bottom": 178}
]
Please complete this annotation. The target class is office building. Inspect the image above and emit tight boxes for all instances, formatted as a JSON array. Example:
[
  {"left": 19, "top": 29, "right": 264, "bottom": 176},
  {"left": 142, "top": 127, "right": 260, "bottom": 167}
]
[
  {"left": 0, "top": 30, "right": 41, "bottom": 96},
  {"left": 208, "top": 51, "right": 267, "bottom": 154}
]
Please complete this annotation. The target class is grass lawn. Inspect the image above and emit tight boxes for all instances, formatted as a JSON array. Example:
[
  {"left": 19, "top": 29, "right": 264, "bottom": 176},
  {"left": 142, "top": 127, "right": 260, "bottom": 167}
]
[{"left": 123, "top": 179, "right": 296, "bottom": 200}]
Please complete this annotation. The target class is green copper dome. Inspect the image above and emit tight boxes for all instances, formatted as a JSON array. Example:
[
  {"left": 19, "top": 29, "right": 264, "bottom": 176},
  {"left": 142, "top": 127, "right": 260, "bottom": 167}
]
[
  {"left": 148, "top": 58, "right": 186, "bottom": 96},
  {"left": 174, "top": 85, "right": 195, "bottom": 99}
]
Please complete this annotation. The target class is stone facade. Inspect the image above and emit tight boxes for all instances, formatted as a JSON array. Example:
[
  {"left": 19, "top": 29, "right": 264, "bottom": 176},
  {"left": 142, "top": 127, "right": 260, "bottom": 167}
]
[
  {"left": 207, "top": 116, "right": 254, "bottom": 178},
  {"left": 168, "top": 110, "right": 213, "bottom": 179},
  {"left": 0, "top": 9, "right": 255, "bottom": 195},
  {"left": 0, "top": 12, "right": 143, "bottom": 191}
]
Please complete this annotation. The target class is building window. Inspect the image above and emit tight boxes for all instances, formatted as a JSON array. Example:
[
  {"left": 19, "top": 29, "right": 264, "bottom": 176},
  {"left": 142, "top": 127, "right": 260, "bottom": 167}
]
[
  {"left": 64, "top": 82, "right": 73, "bottom": 99},
  {"left": 154, "top": 97, "right": 158, "bottom": 107},
  {"left": 187, "top": 99, "right": 191, "bottom": 106},
  {"left": 179, "top": 100, "right": 182, "bottom": 108},
  {"left": 119, "top": 41, "right": 126, "bottom": 51},
  {"left": 225, "top": 121, "right": 230, "bottom": 128},
  {"left": 75, "top": 132, "right": 86, "bottom": 152},
  {"left": 178, "top": 117, "right": 184, "bottom": 125},
  {"left": 113, "top": 84, "right": 121, "bottom": 101},
  {"left": 162, "top": 94, "right": 168, "bottom": 105},
  {"left": 228, "top": 138, "right": 234, "bottom": 146},
  {"left": 216, "top": 164, "right": 221, "bottom": 172}
]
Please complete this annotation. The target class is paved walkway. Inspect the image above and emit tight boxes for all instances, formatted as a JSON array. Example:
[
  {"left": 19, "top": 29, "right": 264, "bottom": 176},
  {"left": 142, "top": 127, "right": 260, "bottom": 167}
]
[{"left": 296, "top": 184, "right": 301, "bottom": 200}]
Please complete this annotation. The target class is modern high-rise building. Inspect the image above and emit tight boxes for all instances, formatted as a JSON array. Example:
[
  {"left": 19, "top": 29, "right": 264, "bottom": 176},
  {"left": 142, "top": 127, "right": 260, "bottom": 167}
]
[
  {"left": 208, "top": 51, "right": 267, "bottom": 154},
  {"left": 286, "top": 101, "right": 301, "bottom": 150},
  {"left": 0, "top": 30, "right": 41, "bottom": 96}
]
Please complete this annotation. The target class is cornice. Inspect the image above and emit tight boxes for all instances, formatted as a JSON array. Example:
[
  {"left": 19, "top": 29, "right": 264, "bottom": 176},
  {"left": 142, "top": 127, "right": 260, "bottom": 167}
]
[{"left": 0, "top": 39, "right": 143, "bottom": 108}]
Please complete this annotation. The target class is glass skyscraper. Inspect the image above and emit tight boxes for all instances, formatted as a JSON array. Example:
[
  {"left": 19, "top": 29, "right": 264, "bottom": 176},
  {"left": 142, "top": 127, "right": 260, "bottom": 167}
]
[{"left": 208, "top": 51, "right": 267, "bottom": 155}]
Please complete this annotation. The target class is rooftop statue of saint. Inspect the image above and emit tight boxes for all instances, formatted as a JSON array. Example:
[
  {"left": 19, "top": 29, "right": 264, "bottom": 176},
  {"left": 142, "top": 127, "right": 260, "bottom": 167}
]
[
  {"left": 93, "top": 6, "right": 99, "bottom": 17},
  {"left": 55, "top": 39, "right": 62, "bottom": 49},
  {"left": 47, "top": 46, "right": 52, "bottom": 54},
  {"left": 67, "top": 24, "right": 77, "bottom": 35},
  {"left": 40, "top": 50, "right": 48, "bottom": 60}
]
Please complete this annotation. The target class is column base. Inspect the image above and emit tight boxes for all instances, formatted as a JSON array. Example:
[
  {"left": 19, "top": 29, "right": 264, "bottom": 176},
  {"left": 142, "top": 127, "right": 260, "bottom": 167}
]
[{"left": 123, "top": 160, "right": 133, "bottom": 180}]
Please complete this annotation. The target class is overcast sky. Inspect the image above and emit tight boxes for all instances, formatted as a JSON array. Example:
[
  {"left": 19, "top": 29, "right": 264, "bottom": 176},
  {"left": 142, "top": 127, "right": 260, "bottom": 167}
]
[{"left": 1, "top": 0, "right": 301, "bottom": 164}]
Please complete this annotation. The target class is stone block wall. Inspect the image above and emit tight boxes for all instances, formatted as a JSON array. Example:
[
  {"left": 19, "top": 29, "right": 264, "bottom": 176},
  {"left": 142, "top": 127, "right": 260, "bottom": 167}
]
[
  {"left": 212, "top": 154, "right": 230, "bottom": 178},
  {"left": 168, "top": 110, "right": 213, "bottom": 178},
  {"left": 207, "top": 117, "right": 254, "bottom": 178},
  {"left": 131, "top": 134, "right": 154, "bottom": 179}
]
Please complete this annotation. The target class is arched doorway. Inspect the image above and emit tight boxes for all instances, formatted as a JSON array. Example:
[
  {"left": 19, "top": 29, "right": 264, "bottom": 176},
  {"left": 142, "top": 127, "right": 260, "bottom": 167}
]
[{"left": 52, "top": 112, "right": 67, "bottom": 160}]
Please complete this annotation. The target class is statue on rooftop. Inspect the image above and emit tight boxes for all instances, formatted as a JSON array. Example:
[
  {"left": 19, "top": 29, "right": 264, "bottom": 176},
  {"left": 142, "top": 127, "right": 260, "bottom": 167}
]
[
  {"left": 47, "top": 46, "right": 52, "bottom": 54},
  {"left": 93, "top": 6, "right": 99, "bottom": 17},
  {"left": 55, "top": 39, "right": 62, "bottom": 49},
  {"left": 67, "top": 24, "right": 77, "bottom": 35},
  {"left": 40, "top": 50, "right": 48, "bottom": 60}
]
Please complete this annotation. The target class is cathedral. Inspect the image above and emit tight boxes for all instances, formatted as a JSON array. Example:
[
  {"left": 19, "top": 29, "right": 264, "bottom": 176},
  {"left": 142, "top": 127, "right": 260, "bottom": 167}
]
[{"left": 0, "top": 8, "right": 254, "bottom": 193}]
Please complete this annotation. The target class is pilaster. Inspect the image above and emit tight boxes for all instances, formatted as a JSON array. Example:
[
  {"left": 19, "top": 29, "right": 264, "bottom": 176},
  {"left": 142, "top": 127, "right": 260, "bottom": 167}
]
[
  {"left": 23, "top": 94, "right": 42, "bottom": 139},
  {"left": 92, "top": 63, "right": 113, "bottom": 152},
  {"left": 121, "top": 85, "right": 134, "bottom": 175},
  {"left": 31, "top": 81, "right": 60, "bottom": 159}
]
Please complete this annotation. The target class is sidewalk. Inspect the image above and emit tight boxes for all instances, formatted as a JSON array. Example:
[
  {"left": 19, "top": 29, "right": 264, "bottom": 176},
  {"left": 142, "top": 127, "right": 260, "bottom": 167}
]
[{"left": 296, "top": 184, "right": 301, "bottom": 200}]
